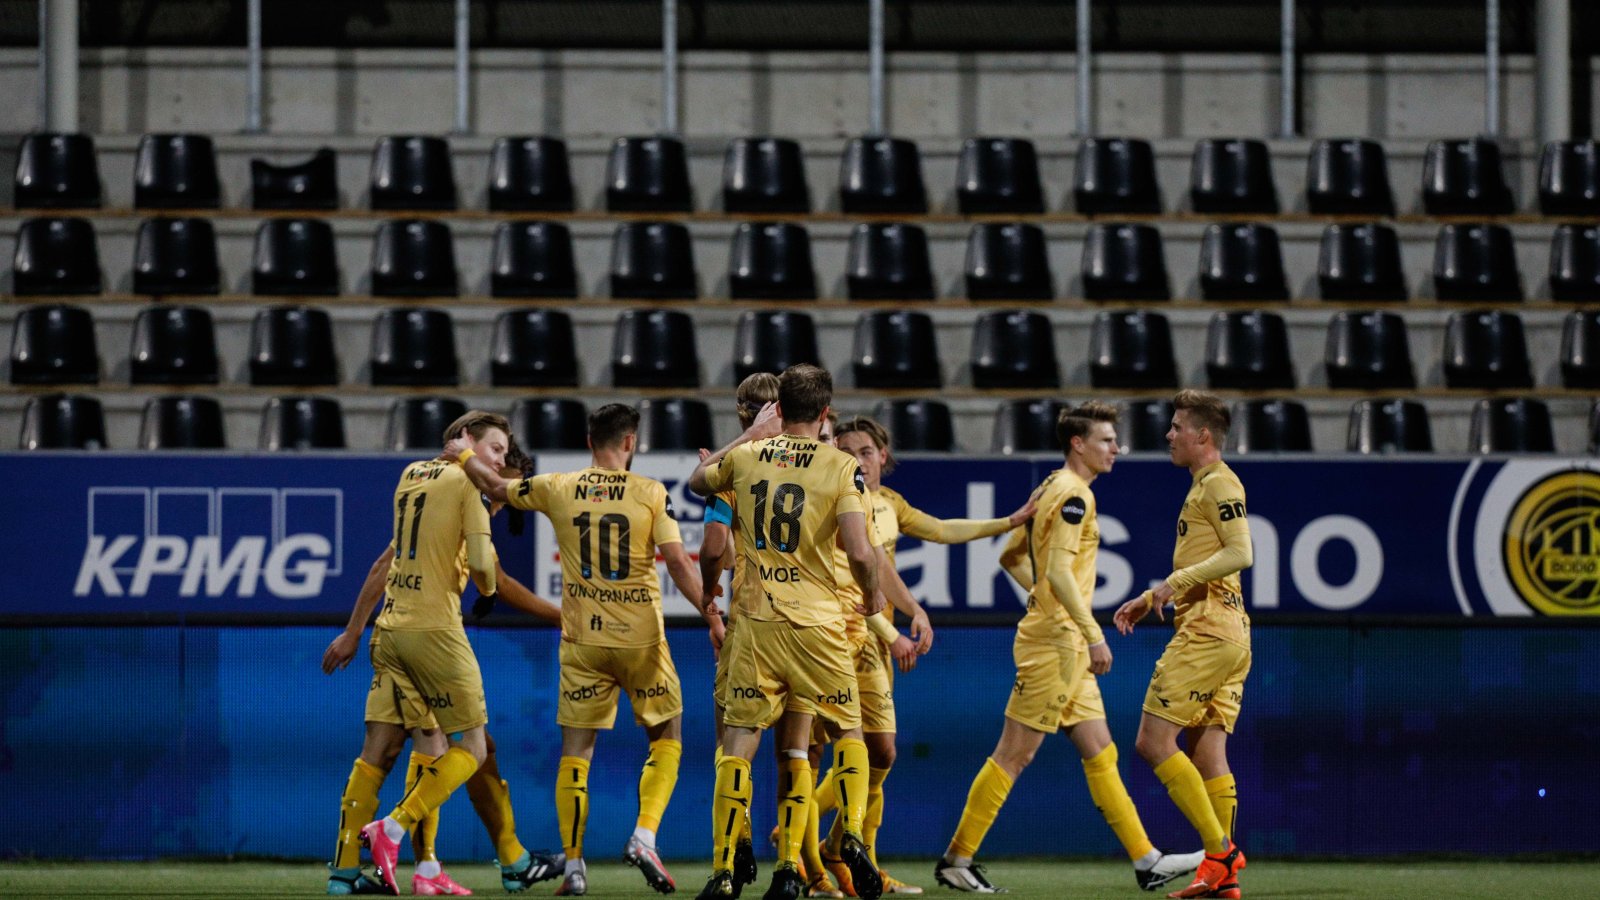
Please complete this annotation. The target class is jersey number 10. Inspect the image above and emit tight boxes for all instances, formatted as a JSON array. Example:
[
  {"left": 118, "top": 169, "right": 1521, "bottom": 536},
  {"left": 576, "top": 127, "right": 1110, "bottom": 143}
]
[
  {"left": 573, "top": 512, "right": 631, "bottom": 580},
  {"left": 750, "top": 480, "right": 806, "bottom": 553}
]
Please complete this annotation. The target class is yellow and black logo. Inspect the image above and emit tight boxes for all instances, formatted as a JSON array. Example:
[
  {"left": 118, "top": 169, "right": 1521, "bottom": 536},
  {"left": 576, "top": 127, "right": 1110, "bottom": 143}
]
[{"left": 1504, "top": 470, "right": 1600, "bottom": 615}]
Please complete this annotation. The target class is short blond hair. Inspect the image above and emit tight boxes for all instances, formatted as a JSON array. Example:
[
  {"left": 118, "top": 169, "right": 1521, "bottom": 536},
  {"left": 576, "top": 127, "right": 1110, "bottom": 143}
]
[
  {"left": 1057, "top": 400, "right": 1120, "bottom": 451},
  {"left": 735, "top": 372, "right": 780, "bottom": 428},
  {"left": 1173, "top": 390, "right": 1230, "bottom": 443},
  {"left": 835, "top": 415, "right": 895, "bottom": 474}
]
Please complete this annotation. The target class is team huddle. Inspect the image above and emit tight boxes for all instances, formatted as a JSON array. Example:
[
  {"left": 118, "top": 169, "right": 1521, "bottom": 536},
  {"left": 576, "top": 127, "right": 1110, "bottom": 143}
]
[{"left": 323, "top": 364, "right": 1255, "bottom": 900}]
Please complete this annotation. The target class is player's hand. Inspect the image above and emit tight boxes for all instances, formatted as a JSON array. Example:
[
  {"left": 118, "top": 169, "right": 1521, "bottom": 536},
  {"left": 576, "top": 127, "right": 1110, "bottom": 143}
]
[
  {"left": 707, "top": 612, "right": 726, "bottom": 655},
  {"left": 856, "top": 590, "right": 887, "bottom": 618},
  {"left": 1087, "top": 640, "right": 1112, "bottom": 675},
  {"left": 1150, "top": 581, "right": 1175, "bottom": 609},
  {"left": 1006, "top": 494, "right": 1040, "bottom": 528},
  {"left": 698, "top": 448, "right": 711, "bottom": 462},
  {"left": 321, "top": 630, "right": 360, "bottom": 674},
  {"left": 471, "top": 593, "right": 496, "bottom": 621},
  {"left": 890, "top": 635, "right": 919, "bottom": 672},
  {"left": 909, "top": 610, "right": 934, "bottom": 654},
  {"left": 1113, "top": 592, "right": 1154, "bottom": 635},
  {"left": 747, "top": 401, "right": 782, "bottom": 440}
]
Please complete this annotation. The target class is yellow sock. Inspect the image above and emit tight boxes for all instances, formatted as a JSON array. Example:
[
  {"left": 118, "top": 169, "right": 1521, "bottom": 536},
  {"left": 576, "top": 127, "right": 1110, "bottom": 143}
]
[
  {"left": 802, "top": 768, "right": 827, "bottom": 877},
  {"left": 404, "top": 751, "right": 442, "bottom": 862},
  {"left": 1082, "top": 744, "right": 1156, "bottom": 862},
  {"left": 813, "top": 766, "right": 837, "bottom": 813},
  {"left": 637, "top": 738, "right": 682, "bottom": 833},
  {"left": 333, "top": 758, "right": 386, "bottom": 868},
  {"left": 712, "top": 756, "right": 753, "bottom": 874},
  {"left": 1205, "top": 773, "right": 1238, "bottom": 842},
  {"left": 466, "top": 759, "right": 527, "bottom": 865},
  {"left": 777, "top": 757, "right": 811, "bottom": 868},
  {"left": 864, "top": 765, "right": 889, "bottom": 869},
  {"left": 555, "top": 756, "right": 591, "bottom": 860},
  {"left": 947, "top": 758, "right": 1013, "bottom": 860},
  {"left": 718, "top": 746, "right": 754, "bottom": 844},
  {"left": 1154, "top": 753, "right": 1227, "bottom": 854},
  {"left": 392, "top": 746, "right": 479, "bottom": 832},
  {"left": 831, "top": 739, "right": 871, "bottom": 839}
]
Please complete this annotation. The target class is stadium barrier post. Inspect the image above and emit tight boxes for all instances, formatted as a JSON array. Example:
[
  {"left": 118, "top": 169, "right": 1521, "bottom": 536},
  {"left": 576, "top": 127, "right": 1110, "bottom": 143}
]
[
  {"left": 1076, "top": 0, "right": 1093, "bottom": 136},
  {"left": 41, "top": 0, "right": 78, "bottom": 133},
  {"left": 868, "top": 0, "right": 885, "bottom": 136},
  {"left": 1485, "top": 0, "right": 1501, "bottom": 137},
  {"left": 1279, "top": 0, "right": 1297, "bottom": 138},
  {"left": 1536, "top": 0, "right": 1571, "bottom": 144},
  {"left": 245, "top": 0, "right": 263, "bottom": 133},
  {"left": 662, "top": 0, "right": 680, "bottom": 136},
  {"left": 454, "top": 0, "right": 471, "bottom": 134}
]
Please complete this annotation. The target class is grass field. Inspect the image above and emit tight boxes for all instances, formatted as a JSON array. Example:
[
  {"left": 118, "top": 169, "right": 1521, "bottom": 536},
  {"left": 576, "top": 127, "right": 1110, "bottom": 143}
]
[{"left": 0, "top": 859, "right": 1593, "bottom": 899}]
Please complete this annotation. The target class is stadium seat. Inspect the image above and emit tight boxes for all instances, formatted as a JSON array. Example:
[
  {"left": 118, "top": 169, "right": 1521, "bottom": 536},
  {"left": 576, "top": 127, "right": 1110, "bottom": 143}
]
[
  {"left": 248, "top": 305, "right": 338, "bottom": 386},
  {"left": 19, "top": 393, "right": 106, "bottom": 449},
  {"left": 1325, "top": 310, "right": 1415, "bottom": 390},
  {"left": 1348, "top": 398, "right": 1433, "bottom": 453},
  {"left": 488, "top": 136, "right": 575, "bottom": 212},
  {"left": 14, "top": 133, "right": 102, "bottom": 208},
  {"left": 965, "top": 223, "right": 1053, "bottom": 301},
  {"left": 839, "top": 137, "right": 928, "bottom": 214},
  {"left": 129, "top": 305, "right": 220, "bottom": 385},
  {"left": 992, "top": 398, "right": 1066, "bottom": 454},
  {"left": 139, "top": 396, "right": 227, "bottom": 449},
  {"left": 956, "top": 137, "right": 1045, "bottom": 215},
  {"left": 1469, "top": 397, "right": 1555, "bottom": 453},
  {"left": 1538, "top": 140, "right": 1600, "bottom": 217},
  {"left": 252, "top": 218, "right": 339, "bottom": 296},
  {"left": 1422, "top": 138, "right": 1515, "bottom": 216},
  {"left": 1199, "top": 223, "right": 1289, "bottom": 301},
  {"left": 370, "top": 219, "right": 458, "bottom": 297},
  {"left": 369, "top": 135, "right": 456, "bottom": 210},
  {"left": 1087, "top": 310, "right": 1179, "bottom": 389},
  {"left": 1559, "top": 310, "right": 1600, "bottom": 389},
  {"left": 491, "top": 221, "right": 578, "bottom": 298},
  {"left": 259, "top": 396, "right": 346, "bottom": 450},
  {"left": 612, "top": 308, "right": 699, "bottom": 387},
  {"left": 1081, "top": 223, "right": 1170, "bottom": 301},
  {"left": 728, "top": 222, "right": 817, "bottom": 300},
  {"left": 846, "top": 223, "right": 935, "bottom": 300},
  {"left": 607, "top": 136, "right": 693, "bottom": 213},
  {"left": 509, "top": 398, "right": 589, "bottom": 451},
  {"left": 1432, "top": 223, "right": 1521, "bottom": 302},
  {"left": 250, "top": 148, "right": 339, "bottom": 210},
  {"left": 370, "top": 307, "right": 459, "bottom": 386},
  {"left": 1549, "top": 224, "right": 1600, "bottom": 302},
  {"left": 134, "top": 133, "right": 220, "bottom": 209},
  {"left": 491, "top": 308, "right": 579, "bottom": 387},
  {"left": 1306, "top": 138, "right": 1395, "bottom": 216},
  {"left": 1205, "top": 310, "right": 1295, "bottom": 390},
  {"left": 1317, "top": 223, "right": 1406, "bottom": 301},
  {"left": 12, "top": 217, "right": 102, "bottom": 295},
  {"left": 723, "top": 137, "right": 810, "bottom": 214},
  {"left": 1121, "top": 399, "right": 1175, "bottom": 451},
  {"left": 733, "top": 310, "right": 820, "bottom": 381},
  {"left": 1590, "top": 402, "right": 1600, "bottom": 454},
  {"left": 385, "top": 396, "right": 467, "bottom": 450},
  {"left": 611, "top": 221, "right": 698, "bottom": 300},
  {"left": 1442, "top": 310, "right": 1533, "bottom": 389},
  {"left": 638, "top": 397, "right": 714, "bottom": 451},
  {"left": 1231, "top": 399, "right": 1312, "bottom": 452},
  {"left": 1073, "top": 137, "right": 1160, "bottom": 215},
  {"left": 1190, "top": 139, "right": 1278, "bottom": 214},
  {"left": 873, "top": 399, "right": 956, "bottom": 452},
  {"left": 10, "top": 304, "right": 98, "bottom": 384},
  {"left": 971, "top": 310, "right": 1059, "bottom": 389},
  {"left": 852, "top": 310, "right": 941, "bottom": 389},
  {"left": 133, "top": 217, "right": 221, "bottom": 295}
]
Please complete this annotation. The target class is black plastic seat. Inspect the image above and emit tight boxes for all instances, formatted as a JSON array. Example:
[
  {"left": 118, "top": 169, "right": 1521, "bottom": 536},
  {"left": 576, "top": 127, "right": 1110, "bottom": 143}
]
[
  {"left": 369, "top": 136, "right": 456, "bottom": 211},
  {"left": 1432, "top": 224, "right": 1521, "bottom": 302},
  {"left": 1082, "top": 223, "right": 1170, "bottom": 301},
  {"left": 385, "top": 397, "right": 467, "bottom": 450},
  {"left": 852, "top": 310, "right": 941, "bottom": 389},
  {"left": 129, "top": 305, "right": 219, "bottom": 385},
  {"left": 252, "top": 218, "right": 339, "bottom": 296},
  {"left": 1443, "top": 310, "right": 1533, "bottom": 389},
  {"left": 1559, "top": 310, "right": 1600, "bottom": 389},
  {"left": 612, "top": 308, "right": 699, "bottom": 388},
  {"left": 1074, "top": 137, "right": 1160, "bottom": 215},
  {"left": 1122, "top": 399, "right": 1176, "bottom": 451},
  {"left": 489, "top": 136, "right": 575, "bottom": 212},
  {"left": 1549, "top": 224, "right": 1600, "bottom": 302},
  {"left": 992, "top": 398, "right": 1066, "bottom": 454},
  {"left": 965, "top": 223, "right": 1052, "bottom": 301},
  {"left": 733, "top": 310, "right": 820, "bottom": 381},
  {"left": 607, "top": 136, "right": 692, "bottom": 213},
  {"left": 248, "top": 305, "right": 338, "bottom": 386},
  {"left": 370, "top": 307, "right": 459, "bottom": 386},
  {"left": 371, "top": 219, "right": 458, "bottom": 297},
  {"left": 19, "top": 393, "right": 106, "bottom": 449},
  {"left": 1306, "top": 138, "right": 1395, "bottom": 216},
  {"left": 1348, "top": 399, "right": 1433, "bottom": 453},
  {"left": 15, "top": 133, "right": 102, "bottom": 208},
  {"left": 638, "top": 398, "right": 714, "bottom": 452},
  {"left": 872, "top": 399, "right": 955, "bottom": 452},
  {"left": 1191, "top": 139, "right": 1278, "bottom": 214},
  {"left": 251, "top": 148, "right": 339, "bottom": 210},
  {"left": 1422, "top": 139, "right": 1514, "bottom": 216},
  {"left": 1231, "top": 399, "right": 1312, "bottom": 452},
  {"left": 1469, "top": 398, "right": 1555, "bottom": 453},
  {"left": 491, "top": 309, "right": 578, "bottom": 387},
  {"left": 10, "top": 304, "right": 98, "bottom": 384},
  {"left": 846, "top": 223, "right": 934, "bottom": 300},
  {"left": 1317, "top": 223, "right": 1406, "bottom": 301},
  {"left": 1088, "top": 310, "right": 1179, "bottom": 390},
  {"left": 971, "top": 310, "right": 1059, "bottom": 389},
  {"left": 1590, "top": 402, "right": 1600, "bottom": 454},
  {"left": 260, "top": 396, "right": 346, "bottom": 450},
  {"left": 510, "top": 398, "right": 589, "bottom": 451},
  {"left": 723, "top": 137, "right": 810, "bottom": 214},
  {"left": 1325, "top": 310, "right": 1415, "bottom": 390},
  {"left": 491, "top": 221, "right": 578, "bottom": 298},
  {"left": 12, "top": 217, "right": 101, "bottom": 295},
  {"left": 140, "top": 396, "right": 226, "bottom": 449},
  {"left": 956, "top": 137, "right": 1045, "bottom": 215},
  {"left": 135, "top": 133, "right": 220, "bottom": 209},
  {"left": 610, "top": 221, "right": 697, "bottom": 300},
  {"left": 1206, "top": 310, "right": 1295, "bottom": 390},
  {"left": 1538, "top": 140, "right": 1600, "bottom": 216},
  {"left": 839, "top": 137, "right": 927, "bottom": 215},
  {"left": 728, "top": 222, "right": 817, "bottom": 300},
  {"left": 133, "top": 217, "right": 221, "bottom": 295},
  {"left": 1199, "top": 223, "right": 1289, "bottom": 301}
]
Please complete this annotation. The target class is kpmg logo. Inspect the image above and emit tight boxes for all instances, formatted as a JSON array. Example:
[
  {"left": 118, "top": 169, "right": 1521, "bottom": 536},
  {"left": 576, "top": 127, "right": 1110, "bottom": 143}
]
[{"left": 74, "top": 487, "right": 343, "bottom": 599}]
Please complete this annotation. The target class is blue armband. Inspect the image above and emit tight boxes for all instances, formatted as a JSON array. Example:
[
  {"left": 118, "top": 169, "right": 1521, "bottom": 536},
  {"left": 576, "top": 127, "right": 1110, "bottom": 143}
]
[{"left": 704, "top": 496, "right": 733, "bottom": 527}]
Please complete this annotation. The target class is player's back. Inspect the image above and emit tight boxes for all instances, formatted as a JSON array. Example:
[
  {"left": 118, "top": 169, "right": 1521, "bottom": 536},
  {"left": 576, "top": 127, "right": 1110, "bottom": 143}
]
[{"left": 378, "top": 459, "right": 490, "bottom": 631}]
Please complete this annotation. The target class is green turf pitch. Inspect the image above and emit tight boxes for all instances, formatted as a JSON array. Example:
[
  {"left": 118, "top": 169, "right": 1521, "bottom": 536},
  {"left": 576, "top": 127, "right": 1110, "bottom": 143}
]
[{"left": 0, "top": 859, "right": 1592, "bottom": 898}]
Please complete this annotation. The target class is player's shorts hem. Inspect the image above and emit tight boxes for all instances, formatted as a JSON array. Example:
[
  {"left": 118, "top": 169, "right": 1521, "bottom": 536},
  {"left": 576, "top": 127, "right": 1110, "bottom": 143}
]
[
  {"left": 1002, "top": 709, "right": 1059, "bottom": 735},
  {"left": 1140, "top": 704, "right": 1236, "bottom": 732},
  {"left": 434, "top": 714, "right": 489, "bottom": 734}
]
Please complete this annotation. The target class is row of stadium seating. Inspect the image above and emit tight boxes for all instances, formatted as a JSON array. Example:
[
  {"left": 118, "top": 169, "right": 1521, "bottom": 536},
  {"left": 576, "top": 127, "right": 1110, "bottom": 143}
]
[{"left": 16, "top": 132, "right": 1600, "bottom": 217}]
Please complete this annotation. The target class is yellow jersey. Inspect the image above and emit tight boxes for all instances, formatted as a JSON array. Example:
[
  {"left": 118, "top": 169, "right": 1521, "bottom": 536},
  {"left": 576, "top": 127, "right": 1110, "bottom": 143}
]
[
  {"left": 1014, "top": 467, "right": 1104, "bottom": 650},
  {"left": 832, "top": 487, "right": 893, "bottom": 644},
  {"left": 1169, "top": 461, "right": 1252, "bottom": 648},
  {"left": 376, "top": 459, "right": 492, "bottom": 632}
]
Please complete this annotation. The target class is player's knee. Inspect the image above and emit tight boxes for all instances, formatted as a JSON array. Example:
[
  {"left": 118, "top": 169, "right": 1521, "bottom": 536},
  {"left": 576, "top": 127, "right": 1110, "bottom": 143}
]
[
  {"left": 1133, "top": 730, "right": 1166, "bottom": 765},
  {"left": 868, "top": 742, "right": 896, "bottom": 770}
]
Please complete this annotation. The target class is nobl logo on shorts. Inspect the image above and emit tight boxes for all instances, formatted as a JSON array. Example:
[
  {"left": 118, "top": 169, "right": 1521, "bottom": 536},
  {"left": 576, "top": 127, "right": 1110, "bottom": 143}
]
[
  {"left": 816, "top": 687, "right": 854, "bottom": 705},
  {"left": 729, "top": 685, "right": 763, "bottom": 700},
  {"left": 634, "top": 682, "right": 670, "bottom": 699},
  {"left": 424, "top": 692, "right": 454, "bottom": 709},
  {"left": 563, "top": 683, "right": 606, "bottom": 701}
]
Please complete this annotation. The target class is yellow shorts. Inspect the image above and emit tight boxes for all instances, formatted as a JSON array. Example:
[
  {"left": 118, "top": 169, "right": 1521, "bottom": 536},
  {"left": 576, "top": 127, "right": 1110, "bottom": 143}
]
[
  {"left": 558, "top": 639, "right": 684, "bottom": 730},
  {"left": 723, "top": 617, "right": 861, "bottom": 732},
  {"left": 1004, "top": 637, "right": 1099, "bottom": 733},
  {"left": 855, "top": 639, "right": 896, "bottom": 734},
  {"left": 364, "top": 628, "right": 440, "bottom": 731},
  {"left": 713, "top": 619, "right": 737, "bottom": 710},
  {"left": 368, "top": 626, "right": 487, "bottom": 735},
  {"left": 1142, "top": 632, "right": 1251, "bottom": 733}
]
